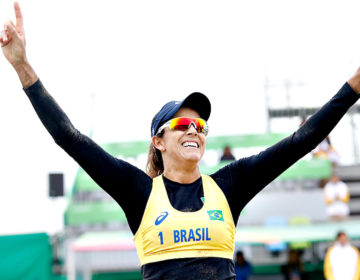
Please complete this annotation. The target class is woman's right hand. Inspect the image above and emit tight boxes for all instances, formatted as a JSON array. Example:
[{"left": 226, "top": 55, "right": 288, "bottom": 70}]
[
  {"left": 0, "top": 2, "right": 26, "bottom": 67},
  {"left": 0, "top": 2, "right": 37, "bottom": 88}
]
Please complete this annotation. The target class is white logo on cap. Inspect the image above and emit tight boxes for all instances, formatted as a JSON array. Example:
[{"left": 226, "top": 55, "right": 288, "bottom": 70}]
[{"left": 175, "top": 102, "right": 180, "bottom": 104}]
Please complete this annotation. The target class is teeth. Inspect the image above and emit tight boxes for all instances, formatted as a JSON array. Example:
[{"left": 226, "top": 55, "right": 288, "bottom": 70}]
[{"left": 182, "top": 141, "right": 198, "bottom": 148}]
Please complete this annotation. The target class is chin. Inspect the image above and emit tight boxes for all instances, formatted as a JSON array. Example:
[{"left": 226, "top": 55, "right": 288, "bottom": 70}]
[
  {"left": 177, "top": 147, "right": 204, "bottom": 163},
  {"left": 183, "top": 153, "right": 202, "bottom": 163}
]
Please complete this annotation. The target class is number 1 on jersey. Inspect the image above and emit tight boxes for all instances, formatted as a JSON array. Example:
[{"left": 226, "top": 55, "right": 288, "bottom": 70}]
[{"left": 158, "top": 232, "right": 164, "bottom": 245}]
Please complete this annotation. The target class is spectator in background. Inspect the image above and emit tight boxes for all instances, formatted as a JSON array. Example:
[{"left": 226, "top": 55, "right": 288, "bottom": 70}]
[
  {"left": 281, "top": 249, "right": 307, "bottom": 280},
  {"left": 312, "top": 136, "right": 340, "bottom": 168},
  {"left": 234, "top": 251, "right": 252, "bottom": 280},
  {"left": 324, "top": 174, "right": 350, "bottom": 221},
  {"left": 220, "top": 145, "right": 236, "bottom": 162},
  {"left": 312, "top": 135, "right": 340, "bottom": 188},
  {"left": 324, "top": 231, "right": 360, "bottom": 280}
]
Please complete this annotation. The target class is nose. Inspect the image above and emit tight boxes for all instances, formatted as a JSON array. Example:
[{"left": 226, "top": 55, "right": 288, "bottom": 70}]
[{"left": 186, "top": 123, "right": 198, "bottom": 135}]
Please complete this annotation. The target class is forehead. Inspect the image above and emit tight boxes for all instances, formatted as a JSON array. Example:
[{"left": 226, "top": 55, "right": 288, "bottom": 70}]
[{"left": 173, "top": 107, "right": 200, "bottom": 118}]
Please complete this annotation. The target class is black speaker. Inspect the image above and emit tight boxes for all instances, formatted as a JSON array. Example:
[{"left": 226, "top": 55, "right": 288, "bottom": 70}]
[{"left": 49, "top": 173, "right": 64, "bottom": 197}]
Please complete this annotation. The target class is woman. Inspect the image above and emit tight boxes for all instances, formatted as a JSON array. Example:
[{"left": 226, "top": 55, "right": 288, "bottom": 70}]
[
  {"left": 2, "top": 3, "right": 360, "bottom": 279},
  {"left": 324, "top": 231, "right": 360, "bottom": 280}
]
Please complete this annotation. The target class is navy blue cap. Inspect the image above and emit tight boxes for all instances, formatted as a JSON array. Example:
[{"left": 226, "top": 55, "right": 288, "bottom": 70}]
[{"left": 151, "top": 92, "right": 211, "bottom": 137}]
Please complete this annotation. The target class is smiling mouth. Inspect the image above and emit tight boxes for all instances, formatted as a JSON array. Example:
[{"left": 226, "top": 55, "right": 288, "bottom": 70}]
[{"left": 182, "top": 141, "right": 199, "bottom": 148}]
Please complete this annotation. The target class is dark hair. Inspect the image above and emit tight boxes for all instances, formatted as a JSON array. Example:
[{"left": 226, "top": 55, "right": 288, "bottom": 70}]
[
  {"left": 336, "top": 231, "right": 346, "bottom": 239},
  {"left": 236, "top": 251, "right": 244, "bottom": 257}
]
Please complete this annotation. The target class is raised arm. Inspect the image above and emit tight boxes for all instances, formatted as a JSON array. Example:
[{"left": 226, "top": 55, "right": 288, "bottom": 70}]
[
  {"left": 214, "top": 71, "right": 360, "bottom": 223},
  {"left": 1, "top": 2, "right": 152, "bottom": 233}
]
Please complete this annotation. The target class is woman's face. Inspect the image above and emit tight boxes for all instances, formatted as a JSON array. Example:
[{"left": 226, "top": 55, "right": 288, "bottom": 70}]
[
  {"left": 155, "top": 107, "right": 207, "bottom": 167},
  {"left": 337, "top": 233, "right": 348, "bottom": 246}
]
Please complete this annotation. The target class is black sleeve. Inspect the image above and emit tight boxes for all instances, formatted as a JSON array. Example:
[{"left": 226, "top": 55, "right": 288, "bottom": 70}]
[
  {"left": 24, "top": 79, "right": 152, "bottom": 234},
  {"left": 211, "top": 82, "right": 359, "bottom": 223}
]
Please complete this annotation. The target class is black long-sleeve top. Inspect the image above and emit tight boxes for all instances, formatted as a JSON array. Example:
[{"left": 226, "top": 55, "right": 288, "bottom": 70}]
[{"left": 24, "top": 80, "right": 359, "bottom": 279}]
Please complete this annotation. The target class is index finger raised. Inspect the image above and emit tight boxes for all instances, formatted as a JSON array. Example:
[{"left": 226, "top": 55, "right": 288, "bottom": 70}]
[{"left": 14, "top": 2, "right": 24, "bottom": 34}]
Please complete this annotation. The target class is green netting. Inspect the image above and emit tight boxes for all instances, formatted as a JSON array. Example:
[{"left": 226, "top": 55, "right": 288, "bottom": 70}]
[
  {"left": 205, "top": 133, "right": 289, "bottom": 149},
  {"left": 0, "top": 233, "right": 53, "bottom": 280},
  {"left": 101, "top": 141, "right": 150, "bottom": 158},
  {"left": 65, "top": 201, "right": 127, "bottom": 226},
  {"left": 278, "top": 159, "right": 331, "bottom": 180},
  {"left": 71, "top": 133, "right": 289, "bottom": 192},
  {"left": 66, "top": 159, "right": 330, "bottom": 225},
  {"left": 72, "top": 170, "right": 102, "bottom": 192},
  {"left": 66, "top": 134, "right": 331, "bottom": 226},
  {"left": 73, "top": 157, "right": 330, "bottom": 193},
  {"left": 200, "top": 158, "right": 331, "bottom": 180}
]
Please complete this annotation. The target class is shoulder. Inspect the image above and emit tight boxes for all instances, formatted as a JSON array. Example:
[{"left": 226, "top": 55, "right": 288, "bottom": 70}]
[{"left": 350, "top": 245, "right": 360, "bottom": 253}]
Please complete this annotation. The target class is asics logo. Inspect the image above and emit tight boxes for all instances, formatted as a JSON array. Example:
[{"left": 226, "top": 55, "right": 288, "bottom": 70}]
[{"left": 155, "top": 211, "right": 169, "bottom": 225}]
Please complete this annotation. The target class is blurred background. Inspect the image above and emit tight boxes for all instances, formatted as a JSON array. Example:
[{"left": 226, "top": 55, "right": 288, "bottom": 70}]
[{"left": 1, "top": 0, "right": 360, "bottom": 279}]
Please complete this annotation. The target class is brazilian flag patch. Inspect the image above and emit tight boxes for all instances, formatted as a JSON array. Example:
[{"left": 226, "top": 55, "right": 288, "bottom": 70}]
[{"left": 207, "top": 210, "right": 224, "bottom": 221}]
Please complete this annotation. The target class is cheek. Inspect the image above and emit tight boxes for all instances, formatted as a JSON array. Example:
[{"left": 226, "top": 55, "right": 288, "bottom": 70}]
[
  {"left": 164, "top": 132, "right": 182, "bottom": 149},
  {"left": 200, "top": 136, "right": 206, "bottom": 148}
]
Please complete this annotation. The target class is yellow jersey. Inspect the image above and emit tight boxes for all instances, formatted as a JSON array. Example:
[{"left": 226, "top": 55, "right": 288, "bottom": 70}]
[{"left": 134, "top": 174, "right": 236, "bottom": 265}]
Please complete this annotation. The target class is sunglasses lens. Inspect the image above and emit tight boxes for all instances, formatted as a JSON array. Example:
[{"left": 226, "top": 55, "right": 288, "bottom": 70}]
[
  {"left": 170, "top": 118, "right": 208, "bottom": 134},
  {"left": 170, "top": 118, "right": 191, "bottom": 131}
]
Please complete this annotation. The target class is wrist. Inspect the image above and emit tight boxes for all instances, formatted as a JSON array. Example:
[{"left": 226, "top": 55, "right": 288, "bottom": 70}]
[
  {"left": 347, "top": 67, "right": 360, "bottom": 94},
  {"left": 13, "top": 60, "right": 38, "bottom": 89}
]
